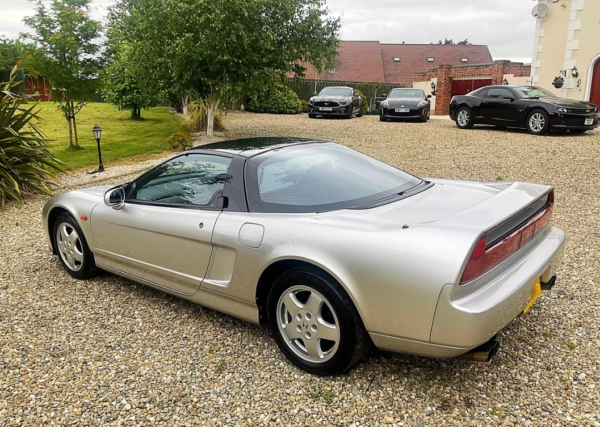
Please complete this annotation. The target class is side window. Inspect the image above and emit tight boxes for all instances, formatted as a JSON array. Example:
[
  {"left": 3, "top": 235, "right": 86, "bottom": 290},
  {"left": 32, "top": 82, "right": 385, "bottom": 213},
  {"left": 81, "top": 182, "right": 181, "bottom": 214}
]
[
  {"left": 477, "top": 89, "right": 488, "bottom": 98},
  {"left": 487, "top": 88, "right": 513, "bottom": 99},
  {"left": 129, "top": 154, "right": 232, "bottom": 207}
]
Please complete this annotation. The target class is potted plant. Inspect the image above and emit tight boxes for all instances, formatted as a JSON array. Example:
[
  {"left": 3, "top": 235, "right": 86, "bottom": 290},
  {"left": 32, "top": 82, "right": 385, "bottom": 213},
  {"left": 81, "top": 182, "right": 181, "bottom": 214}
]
[{"left": 552, "top": 76, "right": 565, "bottom": 89}]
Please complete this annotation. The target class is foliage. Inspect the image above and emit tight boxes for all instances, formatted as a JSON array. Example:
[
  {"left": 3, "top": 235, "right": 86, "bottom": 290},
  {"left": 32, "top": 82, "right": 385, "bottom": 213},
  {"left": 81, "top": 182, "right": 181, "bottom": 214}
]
[
  {"left": 21, "top": 0, "right": 103, "bottom": 148},
  {"left": 108, "top": 0, "right": 340, "bottom": 135},
  {"left": 0, "top": 71, "right": 66, "bottom": 208},
  {"left": 101, "top": 44, "right": 160, "bottom": 120},
  {"left": 0, "top": 38, "right": 20, "bottom": 70},
  {"left": 355, "top": 89, "right": 368, "bottom": 114},
  {"left": 300, "top": 99, "right": 309, "bottom": 113},
  {"left": 187, "top": 101, "right": 226, "bottom": 133},
  {"left": 247, "top": 84, "right": 302, "bottom": 114},
  {"left": 37, "top": 102, "right": 188, "bottom": 169},
  {"left": 436, "top": 38, "right": 471, "bottom": 45},
  {"left": 166, "top": 132, "right": 192, "bottom": 151}
]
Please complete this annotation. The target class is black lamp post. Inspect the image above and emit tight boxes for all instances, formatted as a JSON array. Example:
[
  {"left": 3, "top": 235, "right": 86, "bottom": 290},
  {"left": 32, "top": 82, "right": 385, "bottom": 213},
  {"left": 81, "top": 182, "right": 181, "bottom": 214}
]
[
  {"left": 503, "top": 78, "right": 509, "bottom": 85},
  {"left": 92, "top": 124, "right": 104, "bottom": 172}
]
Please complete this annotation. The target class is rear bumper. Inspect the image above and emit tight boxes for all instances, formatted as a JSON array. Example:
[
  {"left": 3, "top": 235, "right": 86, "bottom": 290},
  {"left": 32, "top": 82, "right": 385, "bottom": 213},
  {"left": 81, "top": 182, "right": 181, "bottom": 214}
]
[{"left": 430, "top": 225, "right": 565, "bottom": 349}]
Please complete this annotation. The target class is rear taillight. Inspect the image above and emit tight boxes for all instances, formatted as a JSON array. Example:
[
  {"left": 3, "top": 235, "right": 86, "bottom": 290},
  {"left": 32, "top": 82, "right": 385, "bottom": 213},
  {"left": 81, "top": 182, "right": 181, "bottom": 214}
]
[{"left": 460, "top": 192, "right": 554, "bottom": 284}]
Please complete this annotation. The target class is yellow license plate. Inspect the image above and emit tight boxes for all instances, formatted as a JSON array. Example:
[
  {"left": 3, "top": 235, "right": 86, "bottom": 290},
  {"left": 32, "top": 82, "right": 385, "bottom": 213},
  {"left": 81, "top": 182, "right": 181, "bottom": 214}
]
[{"left": 523, "top": 278, "right": 542, "bottom": 313}]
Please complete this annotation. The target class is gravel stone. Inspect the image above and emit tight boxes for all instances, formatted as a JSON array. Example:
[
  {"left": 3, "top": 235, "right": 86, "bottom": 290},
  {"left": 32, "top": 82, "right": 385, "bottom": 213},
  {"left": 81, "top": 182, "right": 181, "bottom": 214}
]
[{"left": 1, "top": 113, "right": 599, "bottom": 426}]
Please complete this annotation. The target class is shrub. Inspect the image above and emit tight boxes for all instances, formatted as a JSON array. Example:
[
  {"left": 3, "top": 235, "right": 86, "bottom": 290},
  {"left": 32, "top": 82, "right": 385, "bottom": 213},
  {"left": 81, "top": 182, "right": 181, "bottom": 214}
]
[
  {"left": 247, "top": 83, "right": 302, "bottom": 114},
  {"left": 166, "top": 131, "right": 192, "bottom": 151},
  {"left": 0, "top": 70, "right": 66, "bottom": 208},
  {"left": 187, "top": 101, "right": 226, "bottom": 133},
  {"left": 300, "top": 99, "right": 309, "bottom": 113},
  {"left": 355, "top": 89, "right": 369, "bottom": 115}
]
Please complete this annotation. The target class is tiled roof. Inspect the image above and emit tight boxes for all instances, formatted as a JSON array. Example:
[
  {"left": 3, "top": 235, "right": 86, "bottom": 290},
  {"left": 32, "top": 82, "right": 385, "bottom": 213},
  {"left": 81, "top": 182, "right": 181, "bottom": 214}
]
[{"left": 290, "top": 41, "right": 493, "bottom": 85}]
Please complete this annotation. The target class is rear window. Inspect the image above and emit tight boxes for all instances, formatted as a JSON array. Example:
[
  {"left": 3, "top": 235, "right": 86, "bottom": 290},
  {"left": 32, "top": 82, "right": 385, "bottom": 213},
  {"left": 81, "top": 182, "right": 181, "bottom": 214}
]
[{"left": 245, "top": 143, "right": 422, "bottom": 213}]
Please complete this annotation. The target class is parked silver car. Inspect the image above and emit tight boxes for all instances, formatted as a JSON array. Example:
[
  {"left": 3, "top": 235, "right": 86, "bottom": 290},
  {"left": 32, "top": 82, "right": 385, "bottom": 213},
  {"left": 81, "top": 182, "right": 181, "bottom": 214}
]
[{"left": 42, "top": 138, "right": 564, "bottom": 375}]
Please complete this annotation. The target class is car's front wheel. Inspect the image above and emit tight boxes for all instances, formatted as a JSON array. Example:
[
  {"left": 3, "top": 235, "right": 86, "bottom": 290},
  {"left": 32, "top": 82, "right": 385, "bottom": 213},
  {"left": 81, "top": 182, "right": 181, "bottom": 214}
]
[
  {"left": 526, "top": 110, "right": 550, "bottom": 135},
  {"left": 53, "top": 213, "right": 99, "bottom": 280},
  {"left": 455, "top": 107, "right": 474, "bottom": 129},
  {"left": 308, "top": 113, "right": 317, "bottom": 119},
  {"left": 267, "top": 267, "right": 371, "bottom": 375}
]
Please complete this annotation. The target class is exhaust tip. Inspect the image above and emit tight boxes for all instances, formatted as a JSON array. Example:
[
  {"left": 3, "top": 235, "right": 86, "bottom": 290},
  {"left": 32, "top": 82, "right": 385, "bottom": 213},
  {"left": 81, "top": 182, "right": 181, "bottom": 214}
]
[{"left": 457, "top": 339, "right": 500, "bottom": 363}]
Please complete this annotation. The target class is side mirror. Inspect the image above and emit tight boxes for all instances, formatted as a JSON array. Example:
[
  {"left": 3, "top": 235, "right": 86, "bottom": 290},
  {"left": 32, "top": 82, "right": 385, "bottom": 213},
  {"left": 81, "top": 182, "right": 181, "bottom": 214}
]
[
  {"left": 312, "top": 92, "right": 318, "bottom": 97},
  {"left": 427, "top": 94, "right": 432, "bottom": 99},
  {"left": 104, "top": 187, "right": 125, "bottom": 210},
  {"left": 382, "top": 94, "right": 387, "bottom": 98}
]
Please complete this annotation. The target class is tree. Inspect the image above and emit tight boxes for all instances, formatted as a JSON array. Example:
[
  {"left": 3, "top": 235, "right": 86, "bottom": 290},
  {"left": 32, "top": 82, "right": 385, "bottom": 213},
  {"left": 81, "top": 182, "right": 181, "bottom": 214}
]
[
  {"left": 457, "top": 39, "right": 471, "bottom": 45},
  {"left": 108, "top": 0, "right": 340, "bottom": 136},
  {"left": 102, "top": 44, "right": 160, "bottom": 120},
  {"left": 21, "top": 0, "right": 102, "bottom": 148},
  {"left": 0, "top": 38, "right": 20, "bottom": 70}
]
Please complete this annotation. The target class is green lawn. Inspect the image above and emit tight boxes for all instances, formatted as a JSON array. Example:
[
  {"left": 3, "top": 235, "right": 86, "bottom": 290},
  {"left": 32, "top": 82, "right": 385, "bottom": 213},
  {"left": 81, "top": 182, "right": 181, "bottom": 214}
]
[{"left": 36, "top": 103, "right": 188, "bottom": 170}]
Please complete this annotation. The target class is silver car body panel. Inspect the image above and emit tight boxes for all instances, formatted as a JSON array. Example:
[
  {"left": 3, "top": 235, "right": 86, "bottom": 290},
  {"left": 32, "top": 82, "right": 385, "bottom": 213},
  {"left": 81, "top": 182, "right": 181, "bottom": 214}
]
[{"left": 42, "top": 146, "right": 565, "bottom": 358}]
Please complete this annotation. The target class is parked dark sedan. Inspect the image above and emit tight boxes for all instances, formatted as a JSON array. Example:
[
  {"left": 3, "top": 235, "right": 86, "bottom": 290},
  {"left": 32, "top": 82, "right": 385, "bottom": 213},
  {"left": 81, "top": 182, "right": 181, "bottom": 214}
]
[
  {"left": 308, "top": 87, "right": 363, "bottom": 119},
  {"left": 450, "top": 85, "right": 599, "bottom": 135},
  {"left": 380, "top": 88, "right": 431, "bottom": 122}
]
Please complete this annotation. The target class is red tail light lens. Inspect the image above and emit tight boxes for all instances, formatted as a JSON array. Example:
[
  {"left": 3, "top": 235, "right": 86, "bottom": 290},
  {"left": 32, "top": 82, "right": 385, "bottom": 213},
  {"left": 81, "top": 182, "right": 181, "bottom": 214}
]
[{"left": 460, "top": 194, "right": 554, "bottom": 284}]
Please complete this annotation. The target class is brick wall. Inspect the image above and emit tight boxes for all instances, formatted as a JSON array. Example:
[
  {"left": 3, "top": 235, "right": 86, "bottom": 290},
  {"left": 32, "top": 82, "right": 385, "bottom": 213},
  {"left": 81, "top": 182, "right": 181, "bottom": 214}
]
[{"left": 419, "top": 60, "right": 531, "bottom": 115}]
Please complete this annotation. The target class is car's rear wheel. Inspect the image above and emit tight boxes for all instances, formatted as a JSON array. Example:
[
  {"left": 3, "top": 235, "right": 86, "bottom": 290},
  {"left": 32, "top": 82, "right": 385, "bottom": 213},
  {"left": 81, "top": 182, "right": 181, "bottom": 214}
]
[
  {"left": 357, "top": 104, "right": 363, "bottom": 117},
  {"left": 526, "top": 110, "right": 550, "bottom": 135},
  {"left": 455, "top": 107, "right": 474, "bottom": 129},
  {"left": 267, "top": 267, "right": 371, "bottom": 375},
  {"left": 53, "top": 213, "right": 99, "bottom": 280}
]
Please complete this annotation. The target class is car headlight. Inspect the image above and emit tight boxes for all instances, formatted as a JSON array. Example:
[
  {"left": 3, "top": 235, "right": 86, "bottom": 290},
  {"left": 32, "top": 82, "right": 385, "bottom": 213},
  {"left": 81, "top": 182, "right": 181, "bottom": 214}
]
[
  {"left": 381, "top": 101, "right": 389, "bottom": 108},
  {"left": 417, "top": 100, "right": 428, "bottom": 108},
  {"left": 557, "top": 107, "right": 568, "bottom": 113},
  {"left": 309, "top": 98, "right": 315, "bottom": 104},
  {"left": 339, "top": 100, "right": 350, "bottom": 106}
]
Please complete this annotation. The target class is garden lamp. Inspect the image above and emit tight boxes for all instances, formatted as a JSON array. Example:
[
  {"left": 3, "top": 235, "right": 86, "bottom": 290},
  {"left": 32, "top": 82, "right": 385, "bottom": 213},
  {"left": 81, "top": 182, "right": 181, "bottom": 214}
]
[
  {"left": 503, "top": 78, "right": 509, "bottom": 85},
  {"left": 92, "top": 124, "right": 105, "bottom": 173}
]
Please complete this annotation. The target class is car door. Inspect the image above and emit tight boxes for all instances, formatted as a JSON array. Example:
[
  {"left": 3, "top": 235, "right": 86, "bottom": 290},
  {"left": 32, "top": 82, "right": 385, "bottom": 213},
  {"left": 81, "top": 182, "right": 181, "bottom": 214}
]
[
  {"left": 90, "top": 153, "right": 232, "bottom": 295},
  {"left": 481, "top": 88, "right": 520, "bottom": 124}
]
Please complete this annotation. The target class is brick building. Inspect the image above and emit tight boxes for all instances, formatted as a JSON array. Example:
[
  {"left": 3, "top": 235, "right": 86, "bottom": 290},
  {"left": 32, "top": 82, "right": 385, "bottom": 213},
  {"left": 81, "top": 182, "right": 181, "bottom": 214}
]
[
  {"left": 290, "top": 41, "right": 493, "bottom": 85},
  {"left": 413, "top": 61, "right": 532, "bottom": 115}
]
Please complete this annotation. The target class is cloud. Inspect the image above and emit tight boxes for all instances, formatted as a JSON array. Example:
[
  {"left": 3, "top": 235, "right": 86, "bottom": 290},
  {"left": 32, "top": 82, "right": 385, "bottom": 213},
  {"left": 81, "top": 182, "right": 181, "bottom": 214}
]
[{"left": 1, "top": 0, "right": 536, "bottom": 63}]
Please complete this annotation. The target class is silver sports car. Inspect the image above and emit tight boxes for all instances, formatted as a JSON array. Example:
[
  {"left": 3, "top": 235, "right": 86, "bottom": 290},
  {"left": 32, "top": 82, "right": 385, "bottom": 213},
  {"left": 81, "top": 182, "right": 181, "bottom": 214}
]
[{"left": 42, "top": 138, "right": 565, "bottom": 375}]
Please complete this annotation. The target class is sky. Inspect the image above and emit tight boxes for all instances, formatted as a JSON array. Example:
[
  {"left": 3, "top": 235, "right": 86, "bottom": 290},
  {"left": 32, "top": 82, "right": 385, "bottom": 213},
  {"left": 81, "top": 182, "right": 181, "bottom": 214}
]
[{"left": 1, "top": 0, "right": 537, "bottom": 63}]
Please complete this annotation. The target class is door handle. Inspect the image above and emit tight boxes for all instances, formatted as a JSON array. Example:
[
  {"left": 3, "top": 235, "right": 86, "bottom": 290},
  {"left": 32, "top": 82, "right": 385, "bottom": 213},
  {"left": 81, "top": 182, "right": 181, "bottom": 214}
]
[{"left": 199, "top": 222, "right": 204, "bottom": 229}]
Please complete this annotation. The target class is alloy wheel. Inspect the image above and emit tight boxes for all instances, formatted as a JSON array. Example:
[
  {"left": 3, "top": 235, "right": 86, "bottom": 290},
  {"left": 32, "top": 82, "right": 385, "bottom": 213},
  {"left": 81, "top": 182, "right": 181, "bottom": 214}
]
[
  {"left": 457, "top": 109, "right": 469, "bottom": 126},
  {"left": 56, "top": 222, "right": 84, "bottom": 271},
  {"left": 277, "top": 286, "right": 340, "bottom": 363},
  {"left": 529, "top": 113, "right": 545, "bottom": 132}
]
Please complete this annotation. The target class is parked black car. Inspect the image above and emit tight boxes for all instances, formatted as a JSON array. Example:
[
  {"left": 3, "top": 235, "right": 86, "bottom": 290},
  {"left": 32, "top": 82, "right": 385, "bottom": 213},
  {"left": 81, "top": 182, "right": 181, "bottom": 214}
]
[
  {"left": 449, "top": 85, "right": 599, "bottom": 135},
  {"left": 308, "top": 87, "right": 363, "bottom": 119},
  {"left": 380, "top": 88, "right": 431, "bottom": 122}
]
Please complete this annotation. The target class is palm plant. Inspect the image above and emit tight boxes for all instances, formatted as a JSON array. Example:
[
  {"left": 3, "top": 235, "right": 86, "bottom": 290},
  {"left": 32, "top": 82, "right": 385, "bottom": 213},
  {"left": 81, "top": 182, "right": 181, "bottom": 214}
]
[{"left": 0, "top": 68, "right": 66, "bottom": 207}]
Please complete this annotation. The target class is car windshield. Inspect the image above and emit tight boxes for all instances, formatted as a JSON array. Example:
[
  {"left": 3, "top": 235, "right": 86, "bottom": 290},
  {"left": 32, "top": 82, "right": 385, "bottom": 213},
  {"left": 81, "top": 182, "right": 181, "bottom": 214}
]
[
  {"left": 388, "top": 89, "right": 424, "bottom": 99},
  {"left": 318, "top": 87, "right": 353, "bottom": 97},
  {"left": 246, "top": 143, "right": 423, "bottom": 213},
  {"left": 514, "top": 86, "right": 556, "bottom": 99}
]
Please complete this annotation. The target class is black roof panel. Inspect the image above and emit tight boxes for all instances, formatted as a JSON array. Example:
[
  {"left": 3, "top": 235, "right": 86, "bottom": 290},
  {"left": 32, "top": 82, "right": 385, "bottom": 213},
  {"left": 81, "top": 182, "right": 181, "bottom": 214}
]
[{"left": 189, "top": 137, "right": 326, "bottom": 157}]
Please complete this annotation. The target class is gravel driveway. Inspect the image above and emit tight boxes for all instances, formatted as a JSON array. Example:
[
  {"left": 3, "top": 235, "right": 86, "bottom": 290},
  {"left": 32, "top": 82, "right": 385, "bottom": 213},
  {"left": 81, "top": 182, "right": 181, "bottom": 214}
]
[{"left": 1, "top": 113, "right": 599, "bottom": 426}]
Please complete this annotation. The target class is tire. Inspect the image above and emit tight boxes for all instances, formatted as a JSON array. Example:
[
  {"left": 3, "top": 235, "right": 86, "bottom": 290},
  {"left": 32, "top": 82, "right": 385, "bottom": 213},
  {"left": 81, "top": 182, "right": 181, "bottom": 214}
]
[
  {"left": 419, "top": 108, "right": 430, "bottom": 123},
  {"left": 267, "top": 267, "right": 371, "bottom": 376},
  {"left": 569, "top": 129, "right": 587, "bottom": 134},
  {"left": 53, "top": 213, "right": 99, "bottom": 280},
  {"left": 379, "top": 115, "right": 387, "bottom": 122},
  {"left": 357, "top": 103, "right": 363, "bottom": 117},
  {"left": 526, "top": 110, "right": 550, "bottom": 135},
  {"left": 308, "top": 113, "right": 317, "bottom": 119},
  {"left": 345, "top": 108, "right": 353, "bottom": 119},
  {"left": 455, "top": 107, "right": 474, "bottom": 129}
]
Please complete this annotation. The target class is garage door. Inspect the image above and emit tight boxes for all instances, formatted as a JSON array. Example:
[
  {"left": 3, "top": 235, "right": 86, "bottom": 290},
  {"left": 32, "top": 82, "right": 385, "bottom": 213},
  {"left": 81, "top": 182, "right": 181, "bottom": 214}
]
[
  {"left": 451, "top": 79, "right": 493, "bottom": 98},
  {"left": 590, "top": 60, "right": 600, "bottom": 107}
]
